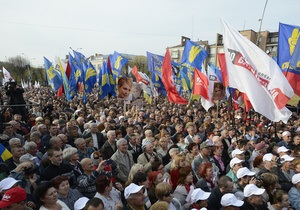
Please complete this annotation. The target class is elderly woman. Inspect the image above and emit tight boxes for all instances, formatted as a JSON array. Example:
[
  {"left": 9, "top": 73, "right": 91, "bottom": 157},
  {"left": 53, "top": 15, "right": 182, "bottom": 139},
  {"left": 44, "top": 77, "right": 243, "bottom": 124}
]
[
  {"left": 36, "top": 181, "right": 70, "bottom": 210},
  {"left": 94, "top": 175, "right": 123, "bottom": 210},
  {"left": 137, "top": 139, "right": 162, "bottom": 174},
  {"left": 74, "top": 138, "right": 95, "bottom": 161},
  {"left": 125, "top": 163, "right": 144, "bottom": 187},
  {"left": 62, "top": 147, "right": 83, "bottom": 179},
  {"left": 155, "top": 182, "right": 182, "bottom": 210},
  {"left": 195, "top": 162, "right": 216, "bottom": 192},
  {"left": 52, "top": 176, "right": 82, "bottom": 210}
]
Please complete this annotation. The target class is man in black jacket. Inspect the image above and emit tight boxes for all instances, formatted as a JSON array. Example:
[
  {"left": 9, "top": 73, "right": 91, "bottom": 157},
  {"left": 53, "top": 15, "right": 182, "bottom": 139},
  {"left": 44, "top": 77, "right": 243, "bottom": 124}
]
[{"left": 240, "top": 184, "right": 268, "bottom": 210}]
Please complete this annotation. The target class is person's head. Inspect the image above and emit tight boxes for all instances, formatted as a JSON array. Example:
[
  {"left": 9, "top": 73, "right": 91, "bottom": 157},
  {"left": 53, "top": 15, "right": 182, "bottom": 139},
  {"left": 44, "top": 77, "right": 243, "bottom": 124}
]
[
  {"left": 95, "top": 175, "right": 111, "bottom": 194},
  {"left": 24, "top": 141, "right": 37, "bottom": 156},
  {"left": 293, "top": 135, "right": 300, "bottom": 146},
  {"left": 80, "top": 158, "right": 94, "bottom": 173},
  {"left": 200, "top": 140, "right": 213, "bottom": 157},
  {"left": 36, "top": 182, "right": 58, "bottom": 206},
  {"left": 118, "top": 77, "right": 133, "bottom": 99},
  {"left": 262, "top": 153, "right": 278, "bottom": 170},
  {"left": 273, "top": 189, "right": 290, "bottom": 208},
  {"left": 0, "top": 187, "right": 27, "bottom": 210},
  {"left": 83, "top": 197, "right": 104, "bottom": 210},
  {"left": 177, "top": 167, "right": 193, "bottom": 185},
  {"left": 236, "top": 167, "right": 255, "bottom": 186},
  {"left": 148, "top": 171, "right": 163, "bottom": 188},
  {"left": 253, "top": 155, "right": 263, "bottom": 169},
  {"left": 280, "top": 154, "right": 295, "bottom": 171},
  {"left": 198, "top": 162, "right": 214, "bottom": 180},
  {"left": 11, "top": 145, "right": 24, "bottom": 159},
  {"left": 124, "top": 183, "right": 145, "bottom": 208},
  {"left": 52, "top": 176, "right": 70, "bottom": 196},
  {"left": 116, "top": 138, "right": 128, "bottom": 154},
  {"left": 63, "top": 147, "right": 79, "bottom": 163},
  {"left": 49, "top": 136, "right": 63, "bottom": 148},
  {"left": 187, "top": 142, "right": 199, "bottom": 156},
  {"left": 155, "top": 182, "right": 173, "bottom": 203},
  {"left": 47, "top": 147, "right": 63, "bottom": 166},
  {"left": 128, "top": 163, "right": 144, "bottom": 181},
  {"left": 243, "top": 184, "right": 265, "bottom": 207},
  {"left": 8, "top": 138, "right": 21, "bottom": 148},
  {"left": 260, "top": 172, "right": 279, "bottom": 193},
  {"left": 218, "top": 176, "right": 234, "bottom": 194},
  {"left": 282, "top": 131, "right": 292, "bottom": 143},
  {"left": 107, "top": 130, "right": 116, "bottom": 143},
  {"left": 142, "top": 140, "right": 154, "bottom": 154},
  {"left": 231, "top": 149, "right": 245, "bottom": 160},
  {"left": 171, "top": 153, "right": 188, "bottom": 170},
  {"left": 75, "top": 138, "right": 86, "bottom": 151},
  {"left": 229, "top": 158, "right": 243, "bottom": 174},
  {"left": 221, "top": 193, "right": 244, "bottom": 210},
  {"left": 132, "top": 172, "right": 149, "bottom": 189},
  {"left": 190, "top": 188, "right": 211, "bottom": 209}
]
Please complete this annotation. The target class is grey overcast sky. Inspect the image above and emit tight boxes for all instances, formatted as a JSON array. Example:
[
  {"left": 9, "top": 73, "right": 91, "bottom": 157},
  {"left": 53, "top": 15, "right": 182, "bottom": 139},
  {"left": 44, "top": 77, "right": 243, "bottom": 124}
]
[{"left": 1, "top": 0, "right": 300, "bottom": 67}]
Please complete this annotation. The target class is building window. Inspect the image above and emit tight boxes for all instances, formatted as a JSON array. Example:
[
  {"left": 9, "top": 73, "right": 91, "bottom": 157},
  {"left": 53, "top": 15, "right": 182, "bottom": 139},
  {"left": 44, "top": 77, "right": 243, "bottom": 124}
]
[{"left": 171, "top": 50, "right": 179, "bottom": 59}]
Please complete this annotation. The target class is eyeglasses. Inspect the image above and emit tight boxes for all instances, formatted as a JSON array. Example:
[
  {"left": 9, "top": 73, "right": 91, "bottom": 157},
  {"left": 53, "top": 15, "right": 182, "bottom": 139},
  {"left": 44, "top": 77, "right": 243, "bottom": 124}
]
[{"left": 164, "top": 190, "right": 173, "bottom": 197}]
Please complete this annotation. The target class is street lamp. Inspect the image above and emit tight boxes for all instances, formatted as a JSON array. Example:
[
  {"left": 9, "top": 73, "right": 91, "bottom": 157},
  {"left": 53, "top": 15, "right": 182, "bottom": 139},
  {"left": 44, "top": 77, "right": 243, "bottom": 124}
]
[
  {"left": 22, "top": 53, "right": 35, "bottom": 85},
  {"left": 256, "top": 0, "right": 269, "bottom": 47}
]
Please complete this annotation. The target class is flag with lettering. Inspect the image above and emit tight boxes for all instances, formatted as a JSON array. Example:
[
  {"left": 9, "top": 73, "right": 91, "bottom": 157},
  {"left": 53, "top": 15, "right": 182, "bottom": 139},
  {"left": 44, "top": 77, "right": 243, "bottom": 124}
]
[
  {"left": 43, "top": 57, "right": 63, "bottom": 91},
  {"left": 221, "top": 18, "right": 294, "bottom": 123},
  {"left": 278, "top": 23, "right": 300, "bottom": 96}
]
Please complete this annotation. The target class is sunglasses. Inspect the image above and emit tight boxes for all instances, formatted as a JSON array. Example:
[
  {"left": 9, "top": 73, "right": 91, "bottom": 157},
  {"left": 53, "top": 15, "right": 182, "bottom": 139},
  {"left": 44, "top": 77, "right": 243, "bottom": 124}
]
[
  {"left": 164, "top": 190, "right": 173, "bottom": 197},
  {"left": 94, "top": 156, "right": 102, "bottom": 159}
]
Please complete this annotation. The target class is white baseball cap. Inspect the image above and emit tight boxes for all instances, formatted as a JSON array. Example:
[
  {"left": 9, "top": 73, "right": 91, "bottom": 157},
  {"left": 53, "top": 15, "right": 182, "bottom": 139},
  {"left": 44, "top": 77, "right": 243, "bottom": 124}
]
[
  {"left": 237, "top": 167, "right": 255, "bottom": 179},
  {"left": 190, "top": 188, "right": 211, "bottom": 203},
  {"left": 244, "top": 184, "right": 265, "bottom": 197},
  {"left": 221, "top": 193, "right": 244, "bottom": 207},
  {"left": 282, "top": 131, "right": 291, "bottom": 137},
  {"left": 292, "top": 173, "right": 300, "bottom": 184},
  {"left": 280, "top": 154, "right": 295, "bottom": 163},
  {"left": 231, "top": 149, "right": 244, "bottom": 158},
  {"left": 277, "top": 146, "right": 289, "bottom": 154},
  {"left": 262, "top": 153, "right": 273, "bottom": 162},
  {"left": 230, "top": 157, "right": 244, "bottom": 168},
  {"left": 74, "top": 197, "right": 89, "bottom": 210},
  {"left": 124, "top": 183, "right": 144, "bottom": 199},
  {"left": 0, "top": 178, "right": 19, "bottom": 192}
]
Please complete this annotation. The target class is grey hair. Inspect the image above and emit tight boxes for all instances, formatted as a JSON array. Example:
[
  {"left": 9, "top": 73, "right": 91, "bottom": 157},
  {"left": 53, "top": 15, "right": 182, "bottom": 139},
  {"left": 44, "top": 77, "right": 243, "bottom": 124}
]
[
  {"left": 24, "top": 142, "right": 37, "bottom": 152},
  {"left": 30, "top": 131, "right": 42, "bottom": 138},
  {"left": 49, "top": 136, "right": 60, "bottom": 146},
  {"left": 63, "top": 147, "right": 78, "bottom": 160},
  {"left": 8, "top": 138, "right": 21, "bottom": 146},
  {"left": 74, "top": 138, "right": 85, "bottom": 145},
  {"left": 89, "top": 123, "right": 97, "bottom": 129},
  {"left": 116, "top": 138, "right": 127, "bottom": 147}
]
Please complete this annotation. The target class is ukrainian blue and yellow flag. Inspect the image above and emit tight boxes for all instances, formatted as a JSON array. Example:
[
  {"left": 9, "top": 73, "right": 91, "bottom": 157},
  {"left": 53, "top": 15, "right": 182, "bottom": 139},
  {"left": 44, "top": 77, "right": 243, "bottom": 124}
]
[
  {"left": 73, "top": 50, "right": 86, "bottom": 70},
  {"left": 43, "top": 57, "right": 63, "bottom": 91},
  {"left": 68, "top": 53, "right": 82, "bottom": 99},
  {"left": 83, "top": 61, "right": 97, "bottom": 93},
  {"left": 147, "top": 51, "right": 164, "bottom": 78},
  {"left": 0, "top": 144, "right": 12, "bottom": 162},
  {"left": 99, "top": 61, "right": 114, "bottom": 99},
  {"left": 181, "top": 39, "right": 208, "bottom": 71},
  {"left": 110, "top": 51, "right": 128, "bottom": 78},
  {"left": 56, "top": 57, "right": 70, "bottom": 101},
  {"left": 151, "top": 72, "right": 166, "bottom": 96}
]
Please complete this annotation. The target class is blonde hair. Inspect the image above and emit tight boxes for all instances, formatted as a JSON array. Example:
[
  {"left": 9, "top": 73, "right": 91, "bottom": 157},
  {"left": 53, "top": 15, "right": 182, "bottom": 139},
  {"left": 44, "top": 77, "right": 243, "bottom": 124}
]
[
  {"left": 170, "top": 154, "right": 187, "bottom": 171},
  {"left": 125, "top": 163, "right": 144, "bottom": 186},
  {"left": 149, "top": 201, "right": 169, "bottom": 210}
]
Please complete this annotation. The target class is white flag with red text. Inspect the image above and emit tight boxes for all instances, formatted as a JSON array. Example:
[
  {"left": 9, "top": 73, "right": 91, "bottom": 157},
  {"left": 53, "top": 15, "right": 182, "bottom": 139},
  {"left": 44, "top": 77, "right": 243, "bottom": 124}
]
[
  {"left": 221, "top": 18, "right": 294, "bottom": 123},
  {"left": 2, "top": 67, "right": 14, "bottom": 84}
]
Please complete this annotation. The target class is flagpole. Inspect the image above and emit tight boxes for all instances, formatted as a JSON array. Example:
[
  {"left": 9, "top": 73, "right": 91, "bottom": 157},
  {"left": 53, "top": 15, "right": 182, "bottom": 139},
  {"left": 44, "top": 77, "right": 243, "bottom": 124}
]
[{"left": 256, "top": 0, "right": 269, "bottom": 46}]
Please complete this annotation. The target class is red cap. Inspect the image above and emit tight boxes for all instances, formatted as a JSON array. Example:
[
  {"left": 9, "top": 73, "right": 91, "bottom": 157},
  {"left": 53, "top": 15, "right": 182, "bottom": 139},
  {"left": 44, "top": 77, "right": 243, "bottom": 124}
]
[{"left": 0, "top": 187, "right": 26, "bottom": 208}]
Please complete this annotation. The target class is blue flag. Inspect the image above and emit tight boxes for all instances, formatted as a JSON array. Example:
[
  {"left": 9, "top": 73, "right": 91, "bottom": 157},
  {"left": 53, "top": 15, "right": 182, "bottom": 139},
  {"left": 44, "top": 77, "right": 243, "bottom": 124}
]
[
  {"left": 278, "top": 22, "right": 300, "bottom": 74},
  {"left": 83, "top": 61, "right": 97, "bottom": 93},
  {"left": 290, "top": 36, "right": 300, "bottom": 71},
  {"left": 208, "top": 63, "right": 223, "bottom": 84},
  {"left": 73, "top": 50, "right": 86, "bottom": 70},
  {"left": 99, "top": 61, "right": 114, "bottom": 99},
  {"left": 68, "top": 53, "right": 82, "bottom": 99},
  {"left": 181, "top": 39, "right": 208, "bottom": 70},
  {"left": 43, "top": 57, "right": 63, "bottom": 91},
  {"left": 110, "top": 51, "right": 128, "bottom": 78},
  {"left": 147, "top": 51, "right": 164, "bottom": 78},
  {"left": 151, "top": 72, "right": 166, "bottom": 96},
  {"left": 0, "top": 143, "right": 12, "bottom": 162}
]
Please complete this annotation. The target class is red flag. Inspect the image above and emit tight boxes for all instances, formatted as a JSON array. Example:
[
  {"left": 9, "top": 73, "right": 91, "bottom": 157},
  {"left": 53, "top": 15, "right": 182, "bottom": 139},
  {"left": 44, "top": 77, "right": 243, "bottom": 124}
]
[
  {"left": 193, "top": 68, "right": 209, "bottom": 100},
  {"left": 285, "top": 71, "right": 300, "bottom": 96},
  {"left": 162, "top": 50, "right": 188, "bottom": 105},
  {"left": 131, "top": 66, "right": 150, "bottom": 85},
  {"left": 218, "top": 53, "right": 229, "bottom": 87},
  {"left": 57, "top": 85, "right": 64, "bottom": 97},
  {"left": 241, "top": 92, "right": 252, "bottom": 112},
  {"left": 66, "top": 62, "right": 71, "bottom": 79}
]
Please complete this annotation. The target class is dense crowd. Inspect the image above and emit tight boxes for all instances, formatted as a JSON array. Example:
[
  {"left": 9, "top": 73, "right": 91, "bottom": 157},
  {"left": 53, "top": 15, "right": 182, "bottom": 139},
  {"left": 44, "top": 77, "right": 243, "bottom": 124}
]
[{"left": 0, "top": 86, "right": 299, "bottom": 210}]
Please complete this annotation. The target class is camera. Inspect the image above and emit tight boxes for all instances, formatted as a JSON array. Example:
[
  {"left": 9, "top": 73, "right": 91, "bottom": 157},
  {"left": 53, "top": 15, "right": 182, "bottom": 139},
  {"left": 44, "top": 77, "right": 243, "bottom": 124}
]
[{"left": 254, "top": 175, "right": 264, "bottom": 181}]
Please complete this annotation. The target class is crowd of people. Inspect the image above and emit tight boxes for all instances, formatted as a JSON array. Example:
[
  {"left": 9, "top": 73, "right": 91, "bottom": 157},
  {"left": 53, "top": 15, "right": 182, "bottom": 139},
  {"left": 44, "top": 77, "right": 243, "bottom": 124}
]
[{"left": 0, "top": 85, "right": 299, "bottom": 210}]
